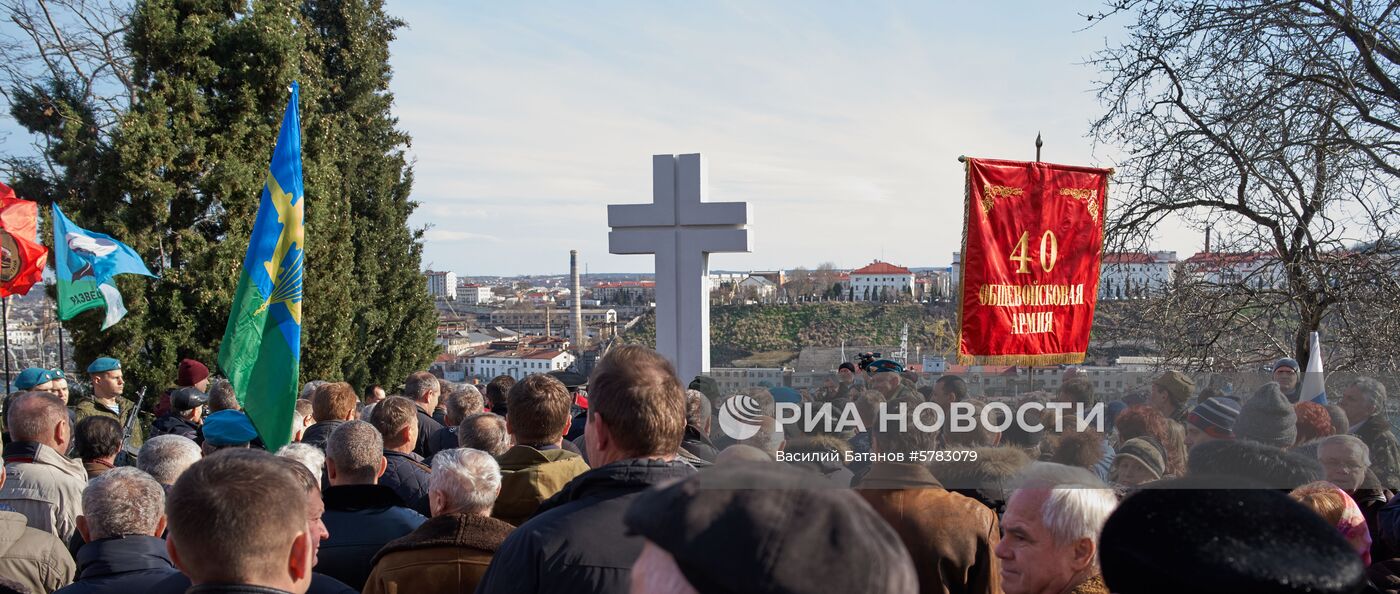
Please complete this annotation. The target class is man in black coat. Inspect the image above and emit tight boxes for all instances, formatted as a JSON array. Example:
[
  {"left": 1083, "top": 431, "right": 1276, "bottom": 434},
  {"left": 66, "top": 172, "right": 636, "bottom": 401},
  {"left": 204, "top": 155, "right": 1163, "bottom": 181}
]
[
  {"left": 404, "top": 371, "right": 444, "bottom": 459},
  {"left": 57, "top": 468, "right": 180, "bottom": 594},
  {"left": 316, "top": 420, "right": 425, "bottom": 591},
  {"left": 476, "top": 345, "right": 696, "bottom": 594},
  {"left": 369, "top": 397, "right": 433, "bottom": 516},
  {"left": 300, "top": 382, "right": 360, "bottom": 450}
]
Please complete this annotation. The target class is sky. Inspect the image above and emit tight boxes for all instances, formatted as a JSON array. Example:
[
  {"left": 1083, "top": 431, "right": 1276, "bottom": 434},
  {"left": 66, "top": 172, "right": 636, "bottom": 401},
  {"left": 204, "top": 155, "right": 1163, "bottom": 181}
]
[
  {"left": 2, "top": 1, "right": 1204, "bottom": 277},
  {"left": 388, "top": 1, "right": 1200, "bottom": 276}
]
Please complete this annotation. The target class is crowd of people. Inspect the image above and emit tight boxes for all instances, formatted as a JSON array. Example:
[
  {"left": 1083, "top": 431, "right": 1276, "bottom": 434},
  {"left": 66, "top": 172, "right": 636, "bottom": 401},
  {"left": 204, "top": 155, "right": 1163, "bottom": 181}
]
[{"left": 0, "top": 348, "right": 1396, "bottom": 593}]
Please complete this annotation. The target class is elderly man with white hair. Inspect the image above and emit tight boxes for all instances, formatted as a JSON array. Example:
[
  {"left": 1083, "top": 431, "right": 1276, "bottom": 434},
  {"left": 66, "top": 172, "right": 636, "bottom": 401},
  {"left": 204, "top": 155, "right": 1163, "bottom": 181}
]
[
  {"left": 136, "top": 435, "right": 203, "bottom": 490},
  {"left": 361, "top": 448, "right": 514, "bottom": 594},
  {"left": 60, "top": 467, "right": 180, "bottom": 593},
  {"left": 995, "top": 462, "right": 1119, "bottom": 594}
]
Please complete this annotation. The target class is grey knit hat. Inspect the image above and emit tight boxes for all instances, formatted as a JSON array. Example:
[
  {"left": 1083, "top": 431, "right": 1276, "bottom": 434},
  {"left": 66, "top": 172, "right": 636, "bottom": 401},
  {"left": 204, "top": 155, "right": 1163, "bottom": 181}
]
[
  {"left": 1235, "top": 383, "right": 1297, "bottom": 448},
  {"left": 1116, "top": 437, "right": 1167, "bottom": 480}
]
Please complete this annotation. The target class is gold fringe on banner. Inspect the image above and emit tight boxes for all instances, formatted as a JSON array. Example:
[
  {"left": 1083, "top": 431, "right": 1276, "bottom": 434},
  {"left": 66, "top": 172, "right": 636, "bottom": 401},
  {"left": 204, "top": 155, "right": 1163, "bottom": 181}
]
[{"left": 956, "top": 352, "right": 1087, "bottom": 367}]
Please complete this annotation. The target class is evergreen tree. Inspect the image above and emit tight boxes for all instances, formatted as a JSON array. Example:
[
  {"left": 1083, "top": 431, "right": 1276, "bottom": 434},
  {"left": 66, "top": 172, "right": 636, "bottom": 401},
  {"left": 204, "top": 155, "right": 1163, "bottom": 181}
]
[
  {"left": 300, "top": 0, "right": 437, "bottom": 391},
  {"left": 4, "top": 0, "right": 436, "bottom": 397}
]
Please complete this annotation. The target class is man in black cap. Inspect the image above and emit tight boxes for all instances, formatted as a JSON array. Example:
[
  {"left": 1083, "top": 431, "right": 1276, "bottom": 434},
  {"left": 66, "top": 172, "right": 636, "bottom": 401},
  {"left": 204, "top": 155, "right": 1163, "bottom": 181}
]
[
  {"left": 624, "top": 461, "right": 917, "bottom": 594},
  {"left": 1100, "top": 476, "right": 1365, "bottom": 594},
  {"left": 150, "top": 387, "right": 207, "bottom": 442},
  {"left": 551, "top": 370, "right": 590, "bottom": 443}
]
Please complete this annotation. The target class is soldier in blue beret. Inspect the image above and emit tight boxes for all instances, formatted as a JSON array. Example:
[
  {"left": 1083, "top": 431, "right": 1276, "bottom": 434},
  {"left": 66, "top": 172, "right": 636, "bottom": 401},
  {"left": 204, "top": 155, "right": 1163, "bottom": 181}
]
[
  {"left": 868, "top": 359, "right": 919, "bottom": 401},
  {"left": 13, "top": 367, "right": 57, "bottom": 392},
  {"left": 73, "top": 356, "right": 143, "bottom": 449}
]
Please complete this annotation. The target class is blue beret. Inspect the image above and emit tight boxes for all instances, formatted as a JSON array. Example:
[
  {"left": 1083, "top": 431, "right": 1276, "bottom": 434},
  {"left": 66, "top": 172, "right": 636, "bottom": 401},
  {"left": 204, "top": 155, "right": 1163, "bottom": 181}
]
[
  {"left": 868, "top": 359, "right": 904, "bottom": 374},
  {"left": 770, "top": 387, "right": 802, "bottom": 406},
  {"left": 86, "top": 357, "right": 121, "bottom": 374},
  {"left": 202, "top": 410, "right": 259, "bottom": 446},
  {"left": 14, "top": 367, "right": 56, "bottom": 390}
]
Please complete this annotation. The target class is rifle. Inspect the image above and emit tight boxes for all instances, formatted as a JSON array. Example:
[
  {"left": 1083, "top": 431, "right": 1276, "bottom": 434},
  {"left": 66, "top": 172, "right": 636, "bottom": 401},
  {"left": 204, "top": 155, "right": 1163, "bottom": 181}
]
[{"left": 120, "top": 387, "right": 148, "bottom": 458}]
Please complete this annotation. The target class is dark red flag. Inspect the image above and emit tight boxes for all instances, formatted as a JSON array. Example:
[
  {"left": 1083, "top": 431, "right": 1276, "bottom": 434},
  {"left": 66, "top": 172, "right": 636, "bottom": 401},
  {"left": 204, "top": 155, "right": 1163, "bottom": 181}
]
[{"left": 0, "top": 183, "right": 49, "bottom": 297}]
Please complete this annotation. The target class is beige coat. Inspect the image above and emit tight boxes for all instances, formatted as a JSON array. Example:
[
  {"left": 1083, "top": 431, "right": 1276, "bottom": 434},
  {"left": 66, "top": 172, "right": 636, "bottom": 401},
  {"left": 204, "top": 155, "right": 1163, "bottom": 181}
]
[
  {"left": 0, "top": 510, "right": 75, "bottom": 593},
  {"left": 0, "top": 443, "right": 88, "bottom": 543}
]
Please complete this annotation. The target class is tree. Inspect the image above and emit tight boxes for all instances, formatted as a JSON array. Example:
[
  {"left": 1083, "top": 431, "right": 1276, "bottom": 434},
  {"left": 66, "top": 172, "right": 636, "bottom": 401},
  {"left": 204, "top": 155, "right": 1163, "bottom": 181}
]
[
  {"left": 1089, "top": 0, "right": 1400, "bottom": 366},
  {"left": 300, "top": 0, "right": 437, "bottom": 390},
  {"left": 1, "top": 0, "right": 437, "bottom": 395}
]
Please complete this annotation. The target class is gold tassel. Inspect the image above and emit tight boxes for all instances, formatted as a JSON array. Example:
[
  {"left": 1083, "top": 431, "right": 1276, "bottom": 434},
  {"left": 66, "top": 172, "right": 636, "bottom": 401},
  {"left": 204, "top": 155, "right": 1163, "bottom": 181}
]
[{"left": 955, "top": 352, "right": 1087, "bottom": 366}]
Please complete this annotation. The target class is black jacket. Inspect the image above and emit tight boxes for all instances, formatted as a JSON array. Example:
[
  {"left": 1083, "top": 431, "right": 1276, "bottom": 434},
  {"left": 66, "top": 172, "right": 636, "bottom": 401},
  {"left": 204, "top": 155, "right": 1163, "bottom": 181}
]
[
  {"left": 300, "top": 420, "right": 347, "bottom": 450},
  {"left": 318, "top": 484, "right": 425, "bottom": 591},
  {"left": 414, "top": 409, "right": 444, "bottom": 459},
  {"left": 150, "top": 415, "right": 201, "bottom": 442},
  {"left": 54, "top": 535, "right": 179, "bottom": 594},
  {"left": 475, "top": 458, "right": 696, "bottom": 594},
  {"left": 427, "top": 425, "right": 459, "bottom": 459},
  {"left": 380, "top": 450, "right": 432, "bottom": 516},
  {"left": 680, "top": 425, "right": 718, "bottom": 463},
  {"left": 149, "top": 573, "right": 356, "bottom": 594}
]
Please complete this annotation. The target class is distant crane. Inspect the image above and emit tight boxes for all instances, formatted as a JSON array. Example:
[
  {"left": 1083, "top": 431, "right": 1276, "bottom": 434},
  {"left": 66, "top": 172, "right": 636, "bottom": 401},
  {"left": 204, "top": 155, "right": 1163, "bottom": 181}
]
[{"left": 892, "top": 323, "right": 910, "bottom": 367}]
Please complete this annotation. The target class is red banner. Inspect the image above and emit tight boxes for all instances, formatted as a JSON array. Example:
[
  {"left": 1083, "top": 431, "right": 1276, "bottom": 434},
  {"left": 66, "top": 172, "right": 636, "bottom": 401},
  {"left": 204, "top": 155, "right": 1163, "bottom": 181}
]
[
  {"left": 0, "top": 183, "right": 48, "bottom": 298},
  {"left": 957, "top": 158, "right": 1110, "bottom": 365}
]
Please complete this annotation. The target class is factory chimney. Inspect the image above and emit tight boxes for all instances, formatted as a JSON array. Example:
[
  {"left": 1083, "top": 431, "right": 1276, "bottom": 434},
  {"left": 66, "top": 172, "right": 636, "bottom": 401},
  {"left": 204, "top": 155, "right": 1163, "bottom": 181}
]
[{"left": 571, "top": 250, "right": 586, "bottom": 351}]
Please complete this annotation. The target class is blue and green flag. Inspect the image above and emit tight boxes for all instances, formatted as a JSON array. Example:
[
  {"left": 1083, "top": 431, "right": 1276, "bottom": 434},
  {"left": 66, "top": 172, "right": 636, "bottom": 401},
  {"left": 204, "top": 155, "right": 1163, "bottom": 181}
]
[
  {"left": 219, "top": 82, "right": 304, "bottom": 451},
  {"left": 51, "top": 204, "right": 156, "bottom": 329}
]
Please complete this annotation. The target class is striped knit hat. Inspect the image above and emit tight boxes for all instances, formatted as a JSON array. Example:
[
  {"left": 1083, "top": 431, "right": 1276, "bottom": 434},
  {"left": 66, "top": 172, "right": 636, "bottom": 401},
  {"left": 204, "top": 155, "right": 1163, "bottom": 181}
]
[{"left": 1188, "top": 396, "right": 1242, "bottom": 439}]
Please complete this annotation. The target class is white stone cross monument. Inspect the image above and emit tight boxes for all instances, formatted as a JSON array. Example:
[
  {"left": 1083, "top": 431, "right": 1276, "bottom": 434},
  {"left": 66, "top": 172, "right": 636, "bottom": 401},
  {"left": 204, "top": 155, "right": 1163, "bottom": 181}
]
[{"left": 608, "top": 154, "right": 751, "bottom": 383}]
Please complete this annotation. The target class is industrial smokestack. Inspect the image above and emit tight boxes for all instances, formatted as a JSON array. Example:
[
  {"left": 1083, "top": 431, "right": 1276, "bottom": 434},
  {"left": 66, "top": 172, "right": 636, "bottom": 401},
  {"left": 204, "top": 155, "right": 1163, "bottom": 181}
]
[{"left": 571, "top": 250, "right": 586, "bottom": 351}]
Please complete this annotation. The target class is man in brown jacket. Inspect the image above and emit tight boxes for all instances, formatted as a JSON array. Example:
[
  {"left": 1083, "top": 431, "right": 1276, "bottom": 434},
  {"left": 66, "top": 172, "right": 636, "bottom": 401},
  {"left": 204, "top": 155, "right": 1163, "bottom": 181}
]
[
  {"left": 492, "top": 374, "right": 589, "bottom": 526},
  {"left": 857, "top": 403, "right": 1001, "bottom": 594},
  {"left": 362, "top": 448, "right": 514, "bottom": 594}
]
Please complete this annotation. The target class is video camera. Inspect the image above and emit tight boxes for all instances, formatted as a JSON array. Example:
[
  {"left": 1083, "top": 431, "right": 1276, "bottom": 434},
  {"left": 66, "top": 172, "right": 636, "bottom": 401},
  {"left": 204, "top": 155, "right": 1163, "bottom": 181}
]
[{"left": 856, "top": 352, "right": 882, "bottom": 372}]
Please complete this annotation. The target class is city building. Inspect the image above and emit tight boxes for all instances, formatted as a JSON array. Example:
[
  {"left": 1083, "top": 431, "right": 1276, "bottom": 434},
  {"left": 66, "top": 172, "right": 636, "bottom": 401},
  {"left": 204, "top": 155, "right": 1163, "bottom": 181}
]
[
  {"left": 850, "top": 260, "right": 915, "bottom": 301},
  {"left": 709, "top": 367, "right": 785, "bottom": 393},
  {"left": 488, "top": 308, "right": 618, "bottom": 339},
  {"left": 736, "top": 275, "right": 777, "bottom": 302},
  {"left": 593, "top": 281, "right": 655, "bottom": 305},
  {"left": 916, "top": 268, "right": 954, "bottom": 301},
  {"left": 466, "top": 349, "right": 576, "bottom": 381},
  {"left": 426, "top": 270, "right": 457, "bottom": 299},
  {"left": 1098, "top": 251, "right": 1178, "bottom": 300},
  {"left": 1183, "top": 252, "right": 1286, "bottom": 289},
  {"left": 458, "top": 284, "right": 494, "bottom": 305}
]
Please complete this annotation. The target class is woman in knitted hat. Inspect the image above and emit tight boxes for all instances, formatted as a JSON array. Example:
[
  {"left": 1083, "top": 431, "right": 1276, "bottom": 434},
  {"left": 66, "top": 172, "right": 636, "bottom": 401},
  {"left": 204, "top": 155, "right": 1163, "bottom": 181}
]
[
  {"left": 1114, "top": 406, "right": 1183, "bottom": 477},
  {"left": 1109, "top": 437, "right": 1167, "bottom": 488}
]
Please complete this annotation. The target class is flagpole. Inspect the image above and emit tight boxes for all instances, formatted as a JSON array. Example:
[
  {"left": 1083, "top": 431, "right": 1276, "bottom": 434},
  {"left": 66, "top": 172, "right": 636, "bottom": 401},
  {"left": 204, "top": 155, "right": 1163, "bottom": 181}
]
[
  {"left": 57, "top": 322, "right": 66, "bottom": 376},
  {"left": 2, "top": 296, "right": 10, "bottom": 397}
]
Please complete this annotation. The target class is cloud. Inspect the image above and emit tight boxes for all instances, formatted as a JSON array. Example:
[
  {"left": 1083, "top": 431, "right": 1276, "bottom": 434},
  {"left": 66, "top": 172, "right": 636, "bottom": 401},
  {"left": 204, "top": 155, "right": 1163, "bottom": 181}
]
[
  {"left": 423, "top": 229, "right": 500, "bottom": 243},
  {"left": 389, "top": 2, "right": 1181, "bottom": 275}
]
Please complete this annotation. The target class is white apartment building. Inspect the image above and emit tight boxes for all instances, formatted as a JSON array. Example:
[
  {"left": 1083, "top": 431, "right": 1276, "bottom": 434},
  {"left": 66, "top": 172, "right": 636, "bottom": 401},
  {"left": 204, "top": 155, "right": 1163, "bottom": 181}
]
[
  {"left": 1099, "top": 251, "right": 1177, "bottom": 300},
  {"left": 426, "top": 270, "right": 457, "bottom": 299},
  {"left": 467, "top": 349, "right": 576, "bottom": 381},
  {"left": 459, "top": 284, "right": 494, "bottom": 305},
  {"left": 850, "top": 261, "right": 915, "bottom": 301}
]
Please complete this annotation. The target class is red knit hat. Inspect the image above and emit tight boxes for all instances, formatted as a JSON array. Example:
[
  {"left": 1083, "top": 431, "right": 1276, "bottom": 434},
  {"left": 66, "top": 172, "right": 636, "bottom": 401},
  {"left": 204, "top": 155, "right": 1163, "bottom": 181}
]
[{"left": 177, "top": 358, "right": 210, "bottom": 387}]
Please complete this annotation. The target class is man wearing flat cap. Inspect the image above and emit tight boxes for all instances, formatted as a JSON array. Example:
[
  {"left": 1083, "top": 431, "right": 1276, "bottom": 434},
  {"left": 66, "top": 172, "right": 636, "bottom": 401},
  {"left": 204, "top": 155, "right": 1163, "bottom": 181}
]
[
  {"left": 73, "top": 356, "right": 143, "bottom": 448},
  {"left": 151, "top": 387, "right": 209, "bottom": 442}
]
